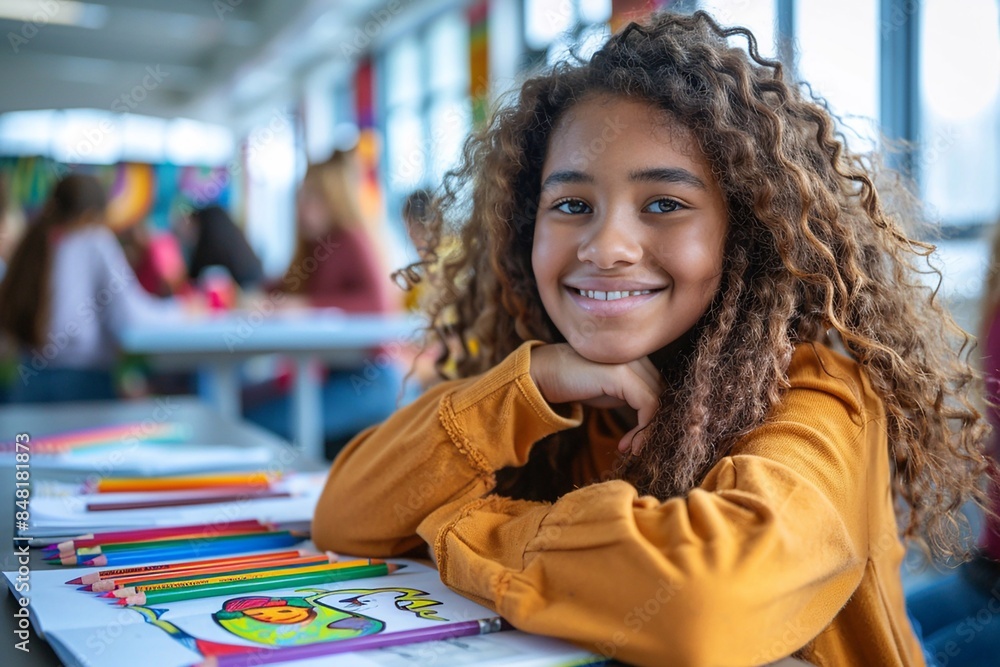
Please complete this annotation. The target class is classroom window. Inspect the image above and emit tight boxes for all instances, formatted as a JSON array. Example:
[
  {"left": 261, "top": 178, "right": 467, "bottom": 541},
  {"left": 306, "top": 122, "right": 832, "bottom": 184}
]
[
  {"left": 525, "top": 0, "right": 576, "bottom": 51},
  {"left": 380, "top": 7, "right": 472, "bottom": 215},
  {"left": 919, "top": 0, "right": 1000, "bottom": 226},
  {"left": 794, "top": 0, "right": 879, "bottom": 151},
  {"left": 697, "top": 0, "right": 777, "bottom": 59}
]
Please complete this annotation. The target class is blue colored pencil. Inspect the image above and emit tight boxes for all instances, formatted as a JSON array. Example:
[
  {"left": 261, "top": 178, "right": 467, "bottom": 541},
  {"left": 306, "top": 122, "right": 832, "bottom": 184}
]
[{"left": 73, "top": 533, "right": 306, "bottom": 567}]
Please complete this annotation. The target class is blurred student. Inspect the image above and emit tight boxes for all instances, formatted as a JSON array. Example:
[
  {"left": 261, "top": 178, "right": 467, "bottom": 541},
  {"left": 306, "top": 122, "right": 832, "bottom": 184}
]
[
  {"left": 0, "top": 173, "right": 182, "bottom": 402},
  {"left": 118, "top": 221, "right": 191, "bottom": 298},
  {"left": 907, "top": 223, "right": 1000, "bottom": 667},
  {"left": 187, "top": 205, "right": 264, "bottom": 290},
  {"left": 243, "top": 151, "right": 402, "bottom": 457},
  {"left": 274, "top": 150, "right": 394, "bottom": 310},
  {"left": 0, "top": 174, "right": 26, "bottom": 280}
]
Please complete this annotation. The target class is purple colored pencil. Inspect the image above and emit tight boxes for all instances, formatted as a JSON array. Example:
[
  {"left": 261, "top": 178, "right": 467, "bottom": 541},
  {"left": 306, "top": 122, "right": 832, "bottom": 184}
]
[{"left": 197, "top": 617, "right": 509, "bottom": 667}]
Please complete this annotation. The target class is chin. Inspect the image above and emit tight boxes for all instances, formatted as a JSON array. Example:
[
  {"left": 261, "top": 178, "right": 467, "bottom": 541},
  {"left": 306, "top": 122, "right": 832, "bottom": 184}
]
[{"left": 569, "top": 342, "right": 651, "bottom": 365}]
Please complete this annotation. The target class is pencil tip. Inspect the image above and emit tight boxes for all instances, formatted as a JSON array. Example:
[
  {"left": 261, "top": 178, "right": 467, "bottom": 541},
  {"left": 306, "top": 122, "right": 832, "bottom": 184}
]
[
  {"left": 66, "top": 577, "right": 83, "bottom": 585},
  {"left": 77, "top": 585, "right": 92, "bottom": 591}
]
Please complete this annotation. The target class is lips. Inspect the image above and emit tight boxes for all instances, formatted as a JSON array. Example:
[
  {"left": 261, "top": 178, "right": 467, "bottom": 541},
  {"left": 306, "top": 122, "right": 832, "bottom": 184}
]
[
  {"left": 574, "top": 288, "right": 653, "bottom": 301},
  {"left": 563, "top": 283, "right": 664, "bottom": 315}
]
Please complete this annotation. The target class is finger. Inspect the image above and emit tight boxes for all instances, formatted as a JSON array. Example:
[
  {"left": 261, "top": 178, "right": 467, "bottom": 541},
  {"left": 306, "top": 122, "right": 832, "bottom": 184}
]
[
  {"left": 628, "top": 356, "right": 665, "bottom": 396},
  {"left": 612, "top": 369, "right": 661, "bottom": 454}
]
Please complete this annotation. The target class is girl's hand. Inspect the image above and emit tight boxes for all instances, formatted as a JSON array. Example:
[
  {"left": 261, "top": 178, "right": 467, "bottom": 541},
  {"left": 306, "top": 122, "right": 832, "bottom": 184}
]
[{"left": 529, "top": 343, "right": 664, "bottom": 455}]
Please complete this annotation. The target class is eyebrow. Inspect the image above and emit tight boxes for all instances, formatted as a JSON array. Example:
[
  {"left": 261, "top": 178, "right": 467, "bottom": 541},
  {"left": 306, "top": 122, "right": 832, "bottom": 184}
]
[
  {"left": 540, "top": 167, "right": 708, "bottom": 191},
  {"left": 540, "top": 170, "right": 593, "bottom": 190},
  {"left": 628, "top": 167, "right": 708, "bottom": 190}
]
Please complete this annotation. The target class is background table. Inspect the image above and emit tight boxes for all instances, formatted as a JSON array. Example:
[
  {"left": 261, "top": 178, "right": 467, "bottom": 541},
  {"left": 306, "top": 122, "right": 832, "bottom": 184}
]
[
  {"left": 121, "top": 310, "right": 423, "bottom": 461},
  {"left": 0, "top": 398, "right": 320, "bottom": 667}
]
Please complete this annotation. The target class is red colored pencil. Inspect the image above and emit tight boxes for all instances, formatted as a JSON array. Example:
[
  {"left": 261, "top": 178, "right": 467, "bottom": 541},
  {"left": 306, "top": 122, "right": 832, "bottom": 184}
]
[
  {"left": 66, "top": 549, "right": 318, "bottom": 585},
  {"left": 50, "top": 520, "right": 268, "bottom": 554}
]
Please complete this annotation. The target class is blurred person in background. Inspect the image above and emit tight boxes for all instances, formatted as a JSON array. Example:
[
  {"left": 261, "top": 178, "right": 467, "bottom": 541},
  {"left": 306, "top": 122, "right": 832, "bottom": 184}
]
[
  {"left": 906, "top": 221, "right": 1000, "bottom": 667},
  {"left": 0, "top": 174, "right": 26, "bottom": 280},
  {"left": 273, "top": 149, "right": 394, "bottom": 310},
  {"left": 243, "top": 150, "right": 403, "bottom": 458},
  {"left": 118, "top": 219, "right": 192, "bottom": 298},
  {"left": 187, "top": 204, "right": 264, "bottom": 291},
  {"left": 0, "top": 173, "right": 184, "bottom": 402}
]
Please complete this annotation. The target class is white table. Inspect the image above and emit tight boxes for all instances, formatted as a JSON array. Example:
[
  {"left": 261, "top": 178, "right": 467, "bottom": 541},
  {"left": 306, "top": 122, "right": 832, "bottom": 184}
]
[{"left": 120, "top": 310, "right": 423, "bottom": 461}]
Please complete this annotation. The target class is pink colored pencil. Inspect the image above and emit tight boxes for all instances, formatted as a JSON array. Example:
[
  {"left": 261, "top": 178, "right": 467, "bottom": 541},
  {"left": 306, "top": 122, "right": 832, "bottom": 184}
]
[
  {"left": 50, "top": 520, "right": 267, "bottom": 553},
  {"left": 85, "top": 491, "right": 291, "bottom": 512}
]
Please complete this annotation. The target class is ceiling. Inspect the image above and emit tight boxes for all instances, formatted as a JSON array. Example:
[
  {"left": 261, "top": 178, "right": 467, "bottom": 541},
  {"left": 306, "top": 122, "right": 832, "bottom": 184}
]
[{"left": 0, "top": 0, "right": 425, "bottom": 129}]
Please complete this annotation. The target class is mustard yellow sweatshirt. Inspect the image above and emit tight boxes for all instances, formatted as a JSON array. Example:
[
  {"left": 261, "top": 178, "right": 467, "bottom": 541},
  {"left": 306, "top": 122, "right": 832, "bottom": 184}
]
[{"left": 313, "top": 341, "right": 925, "bottom": 667}]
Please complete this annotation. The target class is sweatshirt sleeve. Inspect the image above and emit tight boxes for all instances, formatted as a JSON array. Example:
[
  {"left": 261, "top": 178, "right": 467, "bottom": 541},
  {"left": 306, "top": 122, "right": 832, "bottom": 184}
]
[
  {"left": 311, "top": 341, "right": 582, "bottom": 557},
  {"left": 414, "top": 345, "right": 878, "bottom": 667}
]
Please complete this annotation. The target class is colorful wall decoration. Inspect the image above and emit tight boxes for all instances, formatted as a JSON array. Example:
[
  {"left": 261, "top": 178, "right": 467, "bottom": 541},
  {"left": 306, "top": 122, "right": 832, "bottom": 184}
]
[
  {"left": 0, "top": 156, "right": 235, "bottom": 232},
  {"left": 468, "top": 0, "right": 490, "bottom": 128},
  {"left": 354, "top": 57, "right": 384, "bottom": 226}
]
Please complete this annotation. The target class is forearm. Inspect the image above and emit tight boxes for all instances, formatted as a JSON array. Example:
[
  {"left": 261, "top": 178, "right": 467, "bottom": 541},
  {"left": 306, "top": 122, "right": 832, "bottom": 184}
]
[
  {"left": 418, "top": 468, "right": 866, "bottom": 667},
  {"left": 311, "top": 341, "right": 581, "bottom": 556}
]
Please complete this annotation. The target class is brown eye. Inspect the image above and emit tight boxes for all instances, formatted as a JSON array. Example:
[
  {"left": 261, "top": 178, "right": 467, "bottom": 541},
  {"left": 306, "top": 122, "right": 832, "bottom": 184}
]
[
  {"left": 644, "top": 198, "right": 683, "bottom": 213},
  {"left": 555, "top": 199, "right": 592, "bottom": 214}
]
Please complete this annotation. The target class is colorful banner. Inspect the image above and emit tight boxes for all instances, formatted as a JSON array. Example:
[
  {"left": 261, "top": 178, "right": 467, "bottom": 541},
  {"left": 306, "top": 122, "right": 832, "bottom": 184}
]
[
  {"left": 0, "top": 156, "right": 233, "bottom": 231},
  {"left": 469, "top": 0, "right": 490, "bottom": 128},
  {"left": 354, "top": 58, "right": 383, "bottom": 224}
]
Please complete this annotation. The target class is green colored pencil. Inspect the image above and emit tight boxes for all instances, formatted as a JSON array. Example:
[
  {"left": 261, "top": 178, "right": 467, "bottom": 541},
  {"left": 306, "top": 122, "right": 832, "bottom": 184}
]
[{"left": 121, "top": 562, "right": 402, "bottom": 606}]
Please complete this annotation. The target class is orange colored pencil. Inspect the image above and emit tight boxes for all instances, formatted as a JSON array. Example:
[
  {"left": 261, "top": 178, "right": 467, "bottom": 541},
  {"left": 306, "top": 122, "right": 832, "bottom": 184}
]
[
  {"left": 91, "top": 554, "right": 339, "bottom": 591},
  {"left": 69, "top": 549, "right": 316, "bottom": 585},
  {"left": 93, "top": 472, "right": 280, "bottom": 493}
]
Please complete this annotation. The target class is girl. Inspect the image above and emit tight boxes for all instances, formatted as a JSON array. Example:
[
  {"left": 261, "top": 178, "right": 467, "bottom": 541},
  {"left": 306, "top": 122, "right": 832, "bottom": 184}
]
[
  {"left": 0, "top": 173, "right": 183, "bottom": 402},
  {"left": 243, "top": 150, "right": 402, "bottom": 457},
  {"left": 275, "top": 149, "right": 394, "bottom": 312},
  {"left": 313, "top": 11, "right": 988, "bottom": 666}
]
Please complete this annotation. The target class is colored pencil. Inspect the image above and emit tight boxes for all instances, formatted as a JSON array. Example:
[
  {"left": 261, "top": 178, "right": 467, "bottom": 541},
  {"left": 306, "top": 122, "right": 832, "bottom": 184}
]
[
  {"left": 110, "top": 559, "right": 381, "bottom": 596},
  {"left": 85, "top": 490, "right": 292, "bottom": 512},
  {"left": 54, "top": 531, "right": 306, "bottom": 565},
  {"left": 50, "top": 520, "right": 268, "bottom": 553},
  {"left": 90, "top": 553, "right": 345, "bottom": 591},
  {"left": 121, "top": 562, "right": 402, "bottom": 606},
  {"left": 91, "top": 472, "right": 279, "bottom": 493},
  {"left": 74, "top": 533, "right": 307, "bottom": 567},
  {"left": 69, "top": 549, "right": 314, "bottom": 584},
  {"left": 55, "top": 529, "right": 303, "bottom": 561},
  {"left": 195, "top": 617, "right": 510, "bottom": 667}
]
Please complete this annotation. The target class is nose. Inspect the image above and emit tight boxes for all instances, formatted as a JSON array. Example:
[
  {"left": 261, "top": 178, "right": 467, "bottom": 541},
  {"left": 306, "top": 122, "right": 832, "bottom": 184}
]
[{"left": 577, "top": 206, "right": 643, "bottom": 269}]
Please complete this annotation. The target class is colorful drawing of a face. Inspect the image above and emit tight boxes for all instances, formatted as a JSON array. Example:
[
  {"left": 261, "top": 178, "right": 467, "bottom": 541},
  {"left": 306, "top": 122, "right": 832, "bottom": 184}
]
[
  {"left": 213, "top": 594, "right": 384, "bottom": 647},
  {"left": 219, "top": 597, "right": 316, "bottom": 625}
]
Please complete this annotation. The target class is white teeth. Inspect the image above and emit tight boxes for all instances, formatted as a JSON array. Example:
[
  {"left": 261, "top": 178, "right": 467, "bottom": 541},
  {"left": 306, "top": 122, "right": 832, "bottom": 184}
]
[{"left": 575, "top": 289, "right": 652, "bottom": 301}]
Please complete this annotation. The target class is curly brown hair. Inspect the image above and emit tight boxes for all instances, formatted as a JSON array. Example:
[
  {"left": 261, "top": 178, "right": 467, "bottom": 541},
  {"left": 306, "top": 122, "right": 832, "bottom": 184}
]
[{"left": 406, "top": 10, "right": 988, "bottom": 560}]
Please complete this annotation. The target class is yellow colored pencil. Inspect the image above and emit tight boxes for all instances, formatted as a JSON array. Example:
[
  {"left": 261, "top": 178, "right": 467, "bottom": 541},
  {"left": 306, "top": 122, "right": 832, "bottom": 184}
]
[
  {"left": 111, "top": 559, "right": 380, "bottom": 597},
  {"left": 90, "top": 554, "right": 334, "bottom": 591}
]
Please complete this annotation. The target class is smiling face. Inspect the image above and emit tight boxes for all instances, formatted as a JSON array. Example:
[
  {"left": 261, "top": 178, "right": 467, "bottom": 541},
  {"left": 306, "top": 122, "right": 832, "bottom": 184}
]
[{"left": 531, "top": 96, "right": 729, "bottom": 365}]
